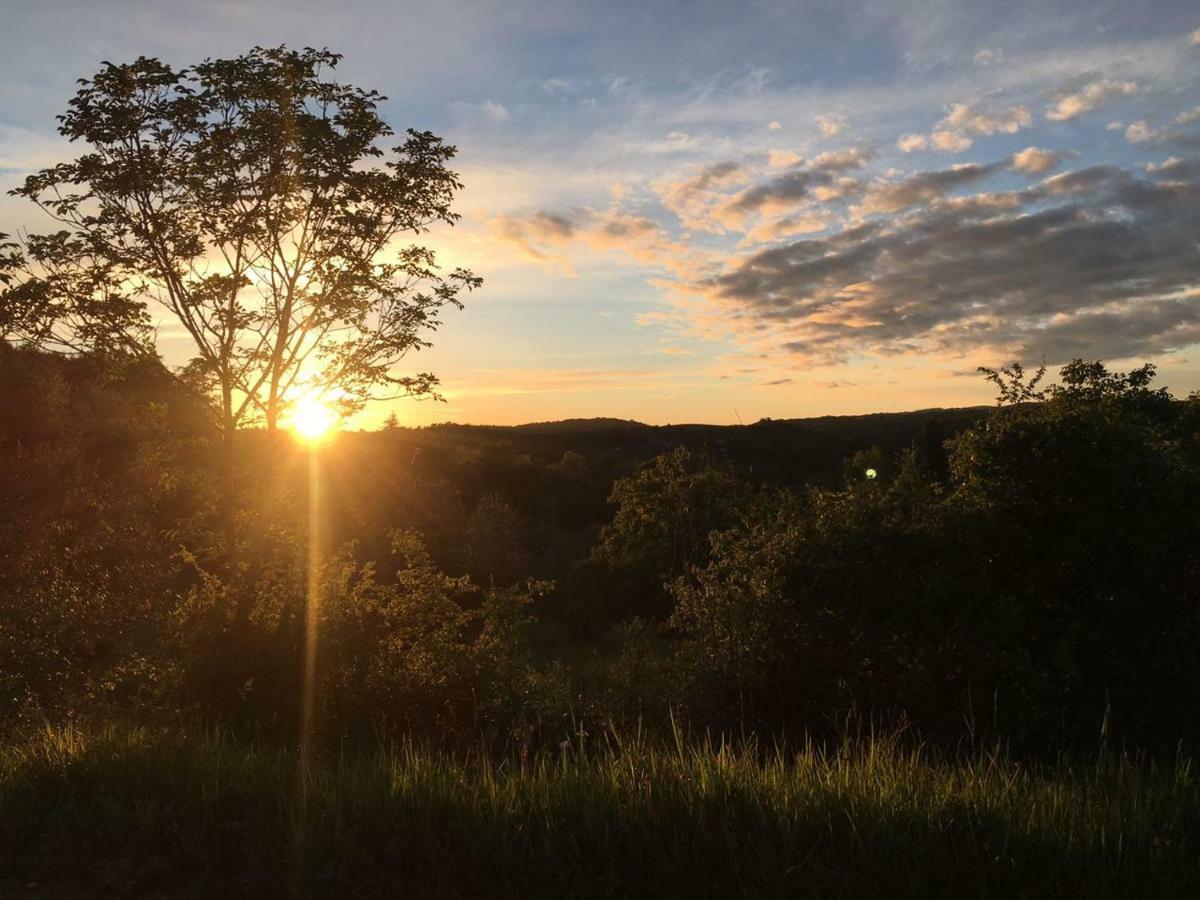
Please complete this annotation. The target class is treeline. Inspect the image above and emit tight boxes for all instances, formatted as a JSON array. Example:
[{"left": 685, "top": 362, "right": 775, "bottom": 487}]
[{"left": 2, "top": 346, "right": 1199, "bottom": 755}]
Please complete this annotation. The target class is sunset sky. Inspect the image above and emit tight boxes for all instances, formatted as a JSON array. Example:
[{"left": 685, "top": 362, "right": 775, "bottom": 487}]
[{"left": 2, "top": 0, "right": 1199, "bottom": 426}]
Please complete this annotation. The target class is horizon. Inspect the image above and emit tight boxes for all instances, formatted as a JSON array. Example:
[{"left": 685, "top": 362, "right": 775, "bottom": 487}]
[
  {"left": 364, "top": 401, "right": 1001, "bottom": 431},
  {"left": 2, "top": 1, "right": 1199, "bottom": 426}
]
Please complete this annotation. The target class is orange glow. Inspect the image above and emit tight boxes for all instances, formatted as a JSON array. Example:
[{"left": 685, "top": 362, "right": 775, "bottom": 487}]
[{"left": 290, "top": 396, "right": 339, "bottom": 442}]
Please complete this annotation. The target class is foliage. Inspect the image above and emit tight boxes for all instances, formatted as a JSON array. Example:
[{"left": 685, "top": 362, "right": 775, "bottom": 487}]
[
  {"left": 666, "top": 360, "right": 1200, "bottom": 748},
  {"left": 465, "top": 493, "right": 526, "bottom": 586},
  {"left": 593, "top": 446, "right": 749, "bottom": 618},
  {"left": 0, "top": 348, "right": 207, "bottom": 722},
  {"left": 6, "top": 47, "right": 480, "bottom": 433},
  {"left": 3, "top": 349, "right": 1200, "bottom": 757}
]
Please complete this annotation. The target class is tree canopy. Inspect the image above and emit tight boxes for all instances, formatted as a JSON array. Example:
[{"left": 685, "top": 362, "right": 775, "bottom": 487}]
[{"left": 2, "top": 46, "right": 479, "bottom": 434}]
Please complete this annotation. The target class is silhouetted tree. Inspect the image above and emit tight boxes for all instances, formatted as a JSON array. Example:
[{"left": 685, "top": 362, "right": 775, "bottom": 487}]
[
  {"left": 5, "top": 46, "right": 480, "bottom": 569},
  {"left": 978, "top": 361, "right": 1048, "bottom": 405}
]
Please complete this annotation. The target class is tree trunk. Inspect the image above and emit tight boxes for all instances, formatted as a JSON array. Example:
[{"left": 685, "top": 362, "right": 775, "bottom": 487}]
[
  {"left": 220, "top": 380, "right": 252, "bottom": 641},
  {"left": 266, "top": 387, "right": 280, "bottom": 438},
  {"left": 221, "top": 380, "right": 238, "bottom": 578}
]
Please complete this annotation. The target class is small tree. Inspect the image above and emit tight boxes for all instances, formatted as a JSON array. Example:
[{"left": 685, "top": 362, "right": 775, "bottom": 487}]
[{"left": 596, "top": 447, "right": 746, "bottom": 582}]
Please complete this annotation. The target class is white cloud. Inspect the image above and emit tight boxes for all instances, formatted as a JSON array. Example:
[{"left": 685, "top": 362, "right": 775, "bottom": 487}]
[
  {"left": 1011, "top": 147, "right": 1062, "bottom": 175},
  {"left": 1125, "top": 120, "right": 1158, "bottom": 143},
  {"left": 1045, "top": 79, "right": 1137, "bottom": 121},
  {"left": 973, "top": 48, "right": 1004, "bottom": 67},
  {"left": 1191, "top": 28, "right": 1200, "bottom": 47},
  {"left": 767, "top": 120, "right": 783, "bottom": 131},
  {"left": 931, "top": 129, "right": 973, "bottom": 152},
  {"left": 941, "top": 101, "right": 1031, "bottom": 135},
  {"left": 897, "top": 133, "right": 928, "bottom": 152},
  {"left": 921, "top": 100, "right": 1030, "bottom": 154}
]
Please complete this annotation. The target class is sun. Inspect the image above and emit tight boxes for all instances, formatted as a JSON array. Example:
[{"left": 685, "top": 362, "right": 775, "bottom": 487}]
[{"left": 290, "top": 396, "right": 339, "bottom": 442}]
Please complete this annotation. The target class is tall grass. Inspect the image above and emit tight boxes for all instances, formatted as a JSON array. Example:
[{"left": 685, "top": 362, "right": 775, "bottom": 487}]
[{"left": 2, "top": 723, "right": 1197, "bottom": 898}]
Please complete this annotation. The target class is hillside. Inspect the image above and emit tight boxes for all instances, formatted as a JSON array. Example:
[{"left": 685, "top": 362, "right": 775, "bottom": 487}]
[{"left": 388, "top": 405, "right": 990, "bottom": 489}]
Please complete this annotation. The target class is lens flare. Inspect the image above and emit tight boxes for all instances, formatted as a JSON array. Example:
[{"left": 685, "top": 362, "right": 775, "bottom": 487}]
[{"left": 295, "top": 438, "right": 323, "bottom": 886}]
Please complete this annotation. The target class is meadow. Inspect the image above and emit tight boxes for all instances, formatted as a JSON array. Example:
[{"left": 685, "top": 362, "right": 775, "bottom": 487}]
[{"left": 3, "top": 723, "right": 1198, "bottom": 898}]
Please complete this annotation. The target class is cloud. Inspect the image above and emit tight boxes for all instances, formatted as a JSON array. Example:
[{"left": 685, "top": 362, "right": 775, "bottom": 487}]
[
  {"left": 699, "top": 159, "right": 1200, "bottom": 365},
  {"left": 542, "top": 78, "right": 577, "bottom": 95},
  {"left": 479, "top": 100, "right": 510, "bottom": 122},
  {"left": 744, "top": 211, "right": 833, "bottom": 244},
  {"left": 655, "top": 160, "right": 746, "bottom": 232},
  {"left": 1125, "top": 120, "right": 1159, "bottom": 143},
  {"left": 493, "top": 209, "right": 584, "bottom": 268},
  {"left": 1045, "top": 79, "right": 1137, "bottom": 121},
  {"left": 973, "top": 48, "right": 1004, "bottom": 67},
  {"left": 453, "top": 99, "right": 511, "bottom": 123},
  {"left": 1176, "top": 107, "right": 1200, "bottom": 126},
  {"left": 856, "top": 162, "right": 1005, "bottom": 215},
  {"left": 897, "top": 133, "right": 928, "bottom": 152},
  {"left": 767, "top": 120, "right": 783, "bottom": 131},
  {"left": 925, "top": 100, "right": 1032, "bottom": 153},
  {"left": 941, "top": 100, "right": 1032, "bottom": 135},
  {"left": 815, "top": 114, "right": 845, "bottom": 137},
  {"left": 931, "top": 129, "right": 973, "bottom": 152},
  {"left": 1191, "top": 29, "right": 1200, "bottom": 47},
  {"left": 493, "top": 205, "right": 706, "bottom": 277},
  {"left": 637, "top": 130, "right": 711, "bottom": 155},
  {"left": 1145, "top": 157, "right": 1199, "bottom": 180},
  {"left": 719, "top": 147, "right": 872, "bottom": 224},
  {"left": 1011, "top": 147, "right": 1063, "bottom": 175}
]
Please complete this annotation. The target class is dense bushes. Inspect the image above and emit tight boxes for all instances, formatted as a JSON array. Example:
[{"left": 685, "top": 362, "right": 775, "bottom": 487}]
[{"left": 666, "top": 362, "right": 1200, "bottom": 749}]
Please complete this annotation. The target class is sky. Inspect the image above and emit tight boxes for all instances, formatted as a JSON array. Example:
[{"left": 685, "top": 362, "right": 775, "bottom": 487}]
[{"left": 2, "top": 0, "right": 1199, "bottom": 426}]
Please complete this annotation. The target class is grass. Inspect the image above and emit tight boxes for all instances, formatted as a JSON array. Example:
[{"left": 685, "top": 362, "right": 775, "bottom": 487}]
[{"left": 1, "top": 723, "right": 1198, "bottom": 898}]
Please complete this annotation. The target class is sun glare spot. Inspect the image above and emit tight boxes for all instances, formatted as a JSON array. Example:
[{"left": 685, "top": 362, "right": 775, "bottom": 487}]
[{"left": 290, "top": 396, "right": 339, "bottom": 442}]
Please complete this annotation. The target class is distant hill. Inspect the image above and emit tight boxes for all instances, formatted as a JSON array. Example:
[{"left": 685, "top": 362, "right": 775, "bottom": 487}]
[
  {"left": 510, "top": 417, "right": 649, "bottom": 433},
  {"left": 373, "top": 406, "right": 993, "bottom": 489}
]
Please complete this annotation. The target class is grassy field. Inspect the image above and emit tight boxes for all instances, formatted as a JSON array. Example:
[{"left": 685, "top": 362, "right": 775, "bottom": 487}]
[{"left": 1, "top": 724, "right": 1197, "bottom": 898}]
